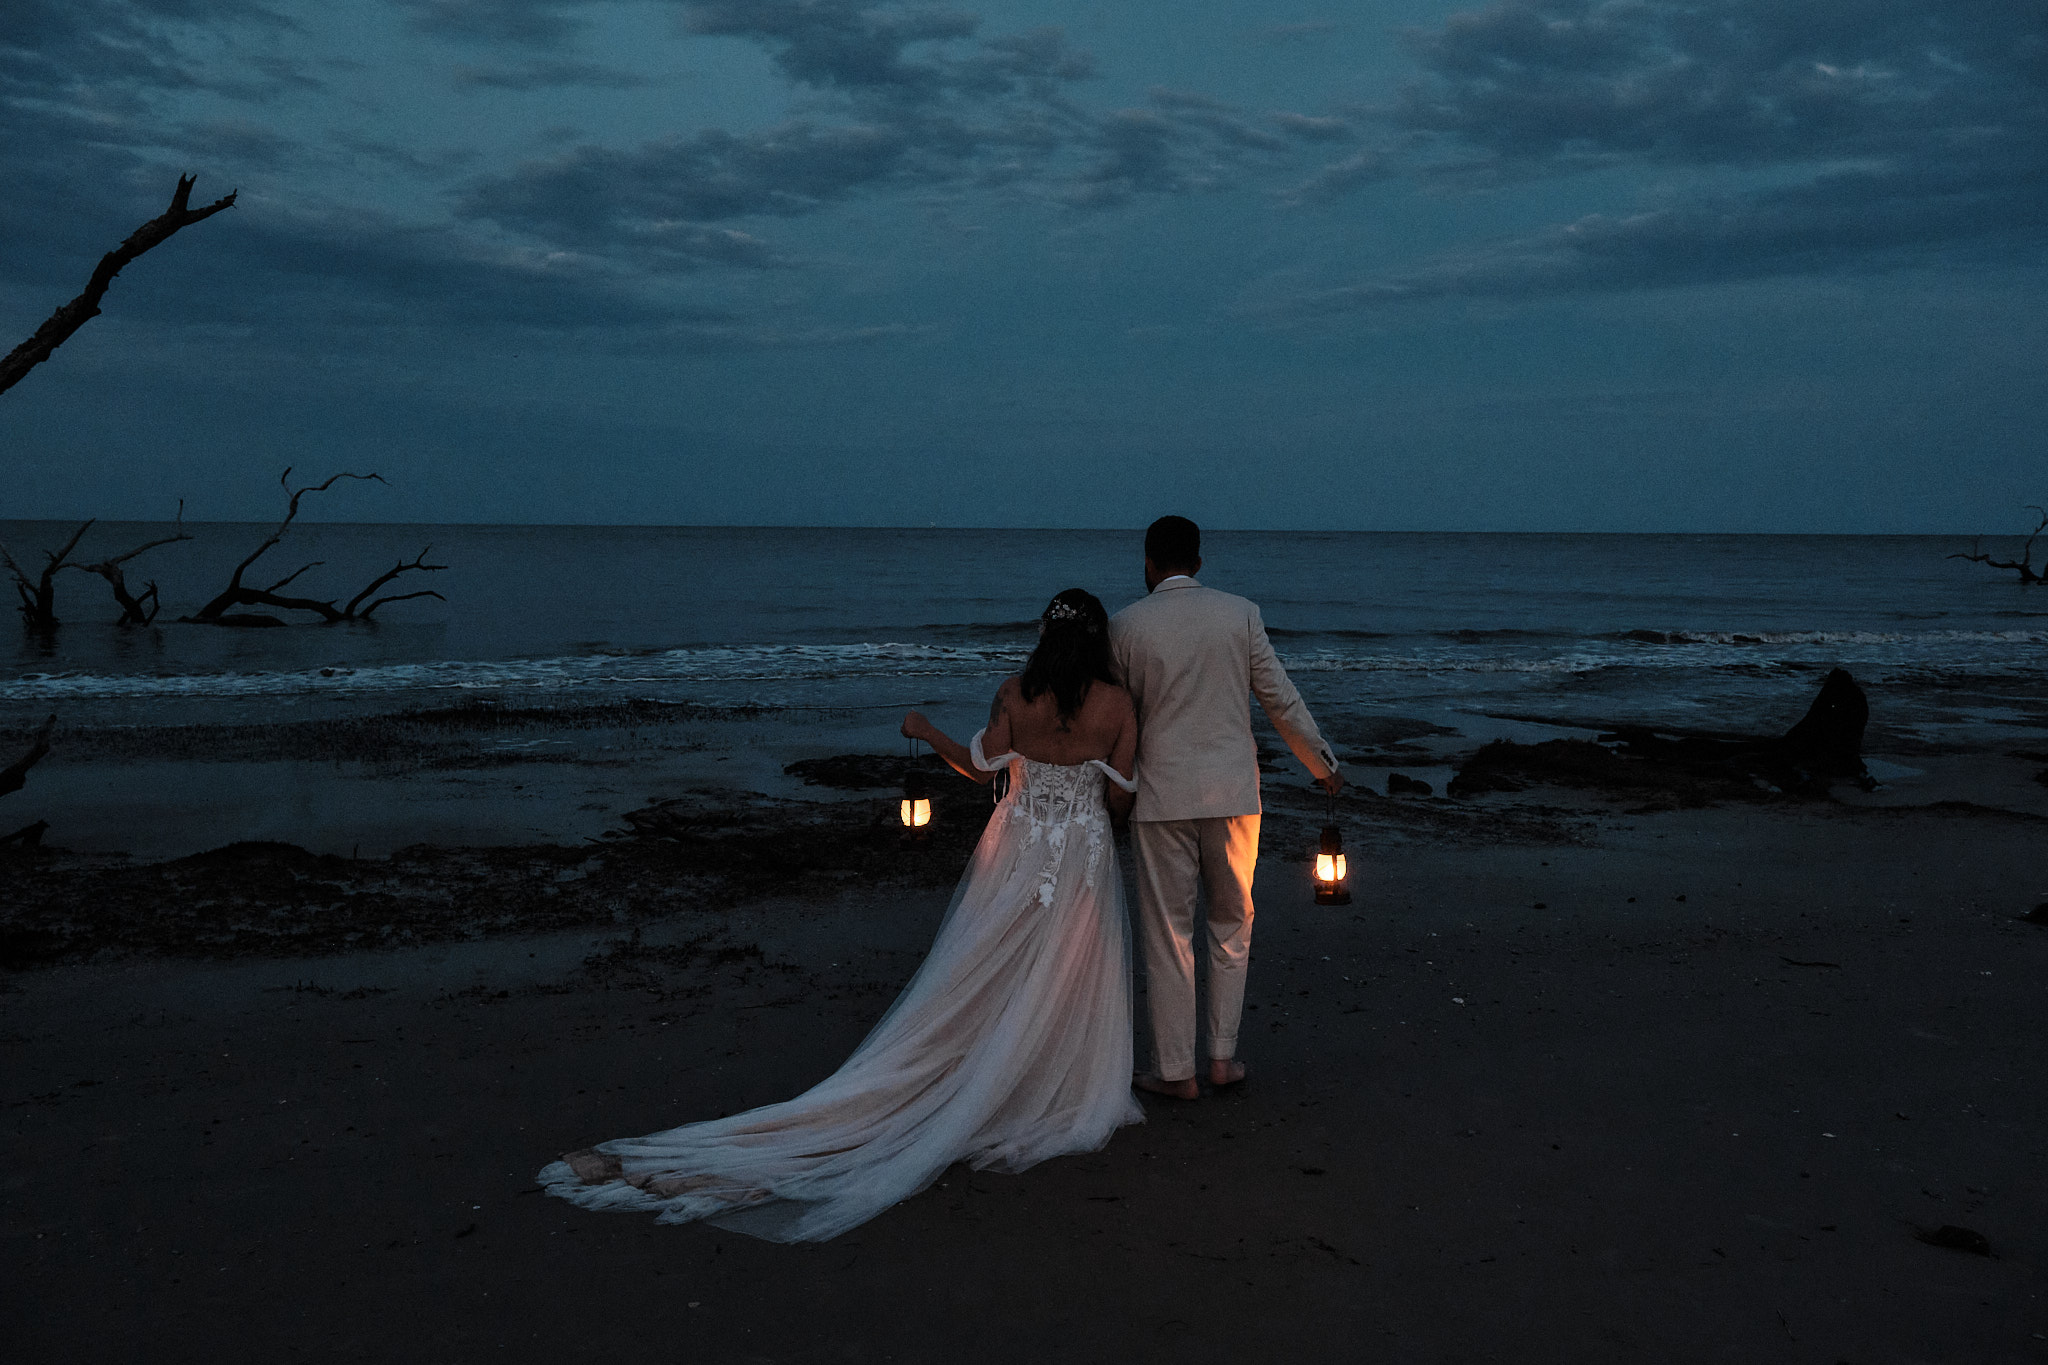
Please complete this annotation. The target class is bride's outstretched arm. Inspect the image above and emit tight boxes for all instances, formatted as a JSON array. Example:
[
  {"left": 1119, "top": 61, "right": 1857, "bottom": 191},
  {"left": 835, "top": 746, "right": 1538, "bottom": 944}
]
[{"left": 901, "top": 709, "right": 994, "bottom": 784}]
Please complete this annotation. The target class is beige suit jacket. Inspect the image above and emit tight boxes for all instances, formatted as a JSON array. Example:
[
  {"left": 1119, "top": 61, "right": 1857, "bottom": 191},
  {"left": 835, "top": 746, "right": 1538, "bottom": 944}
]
[{"left": 1109, "top": 577, "right": 1338, "bottom": 822}]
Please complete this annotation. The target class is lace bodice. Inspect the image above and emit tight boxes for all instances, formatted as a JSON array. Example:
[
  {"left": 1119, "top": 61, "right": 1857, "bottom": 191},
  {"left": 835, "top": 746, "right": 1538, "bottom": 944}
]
[
  {"left": 1010, "top": 755, "right": 1112, "bottom": 822},
  {"left": 969, "top": 729, "right": 1136, "bottom": 908},
  {"left": 969, "top": 729, "right": 1135, "bottom": 826}
]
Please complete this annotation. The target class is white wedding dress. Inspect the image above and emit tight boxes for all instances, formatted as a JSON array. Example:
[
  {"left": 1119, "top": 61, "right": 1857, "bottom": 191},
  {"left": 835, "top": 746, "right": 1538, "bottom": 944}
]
[{"left": 539, "top": 731, "right": 1144, "bottom": 1243}]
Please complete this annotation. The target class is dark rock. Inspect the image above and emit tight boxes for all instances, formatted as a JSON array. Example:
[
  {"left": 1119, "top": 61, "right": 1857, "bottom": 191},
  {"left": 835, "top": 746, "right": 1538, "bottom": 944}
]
[
  {"left": 2033, "top": 768, "right": 2048, "bottom": 787},
  {"left": 1386, "top": 772, "right": 1433, "bottom": 797},
  {"left": 2022, "top": 902, "right": 2048, "bottom": 926},
  {"left": 1780, "top": 668, "right": 1870, "bottom": 777},
  {"left": 1915, "top": 1225, "right": 1991, "bottom": 1256}
]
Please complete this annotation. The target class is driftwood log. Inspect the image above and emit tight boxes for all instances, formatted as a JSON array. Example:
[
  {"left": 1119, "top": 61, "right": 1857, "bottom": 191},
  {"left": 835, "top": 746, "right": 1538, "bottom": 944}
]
[
  {"left": 1949, "top": 506, "right": 2045, "bottom": 585},
  {"left": 0, "top": 175, "right": 237, "bottom": 399},
  {"left": 186, "top": 468, "right": 446, "bottom": 627},
  {"left": 1449, "top": 669, "right": 1874, "bottom": 803},
  {"left": 0, "top": 521, "right": 94, "bottom": 629}
]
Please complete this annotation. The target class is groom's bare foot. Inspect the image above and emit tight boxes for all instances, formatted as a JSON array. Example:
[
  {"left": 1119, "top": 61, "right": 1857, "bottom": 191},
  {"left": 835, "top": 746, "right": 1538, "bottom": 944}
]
[
  {"left": 1207, "top": 1059, "right": 1248, "bottom": 1089},
  {"left": 1134, "top": 1073, "right": 1200, "bottom": 1101}
]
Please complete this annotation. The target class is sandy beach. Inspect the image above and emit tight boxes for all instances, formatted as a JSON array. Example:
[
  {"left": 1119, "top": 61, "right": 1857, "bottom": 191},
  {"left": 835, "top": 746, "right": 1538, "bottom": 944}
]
[{"left": 4, "top": 698, "right": 2046, "bottom": 1363}]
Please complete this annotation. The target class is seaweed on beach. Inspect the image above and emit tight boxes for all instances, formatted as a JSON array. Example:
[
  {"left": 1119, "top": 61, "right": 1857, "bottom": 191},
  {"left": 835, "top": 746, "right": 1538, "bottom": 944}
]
[
  {"left": 0, "top": 768, "right": 993, "bottom": 968},
  {"left": 0, "top": 698, "right": 756, "bottom": 771},
  {"left": 783, "top": 752, "right": 949, "bottom": 789}
]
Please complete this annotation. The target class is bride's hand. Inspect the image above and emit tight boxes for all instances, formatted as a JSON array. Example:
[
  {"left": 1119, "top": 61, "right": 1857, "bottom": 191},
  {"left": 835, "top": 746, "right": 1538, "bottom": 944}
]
[{"left": 901, "top": 710, "right": 932, "bottom": 742}]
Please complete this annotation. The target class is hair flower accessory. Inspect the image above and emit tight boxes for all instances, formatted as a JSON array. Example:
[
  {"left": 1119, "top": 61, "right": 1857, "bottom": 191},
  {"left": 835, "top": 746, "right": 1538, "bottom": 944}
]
[{"left": 1043, "top": 599, "right": 1083, "bottom": 623}]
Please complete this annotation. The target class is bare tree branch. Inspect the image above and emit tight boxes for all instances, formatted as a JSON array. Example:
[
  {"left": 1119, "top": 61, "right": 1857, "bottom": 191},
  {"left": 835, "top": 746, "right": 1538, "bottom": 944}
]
[
  {"left": 188, "top": 468, "right": 388, "bottom": 625},
  {"left": 1949, "top": 505, "right": 2047, "bottom": 585},
  {"left": 1, "top": 714, "right": 56, "bottom": 799},
  {"left": 0, "top": 175, "right": 237, "bottom": 398},
  {"left": 344, "top": 547, "right": 447, "bottom": 618},
  {"left": 66, "top": 501, "right": 192, "bottom": 624},
  {"left": 263, "top": 561, "right": 324, "bottom": 594},
  {"left": 357, "top": 588, "right": 447, "bottom": 618},
  {"left": 1, "top": 520, "right": 94, "bottom": 628}
]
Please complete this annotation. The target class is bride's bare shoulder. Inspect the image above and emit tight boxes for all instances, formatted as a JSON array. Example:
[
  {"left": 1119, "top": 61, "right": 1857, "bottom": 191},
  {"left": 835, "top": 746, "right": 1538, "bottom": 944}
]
[{"left": 1088, "top": 679, "right": 1134, "bottom": 719}]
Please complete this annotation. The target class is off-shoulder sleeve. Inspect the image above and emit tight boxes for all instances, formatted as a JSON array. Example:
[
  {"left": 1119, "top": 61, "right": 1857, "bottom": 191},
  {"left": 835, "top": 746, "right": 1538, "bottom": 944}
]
[
  {"left": 969, "top": 728, "right": 1020, "bottom": 773},
  {"left": 1089, "top": 760, "right": 1138, "bottom": 793}
]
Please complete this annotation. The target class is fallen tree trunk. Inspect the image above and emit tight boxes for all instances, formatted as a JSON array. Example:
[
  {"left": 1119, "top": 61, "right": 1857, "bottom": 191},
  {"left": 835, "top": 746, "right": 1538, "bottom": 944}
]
[{"left": 0, "top": 175, "right": 237, "bottom": 398}]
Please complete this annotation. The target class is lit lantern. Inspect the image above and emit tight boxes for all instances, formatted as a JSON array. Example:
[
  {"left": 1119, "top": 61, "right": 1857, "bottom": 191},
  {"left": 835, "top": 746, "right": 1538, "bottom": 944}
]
[
  {"left": 899, "top": 770, "right": 933, "bottom": 831},
  {"left": 900, "top": 740, "right": 933, "bottom": 843},
  {"left": 1313, "top": 820, "right": 1351, "bottom": 905}
]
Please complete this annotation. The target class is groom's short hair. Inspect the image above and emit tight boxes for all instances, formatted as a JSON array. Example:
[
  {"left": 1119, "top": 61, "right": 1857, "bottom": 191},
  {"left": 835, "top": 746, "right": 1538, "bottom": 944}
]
[{"left": 1144, "top": 515, "right": 1200, "bottom": 571}]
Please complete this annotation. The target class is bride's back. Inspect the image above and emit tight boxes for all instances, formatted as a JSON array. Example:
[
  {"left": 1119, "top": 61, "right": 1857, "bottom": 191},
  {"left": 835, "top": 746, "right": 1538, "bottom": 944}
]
[{"left": 995, "top": 677, "right": 1132, "bottom": 767}]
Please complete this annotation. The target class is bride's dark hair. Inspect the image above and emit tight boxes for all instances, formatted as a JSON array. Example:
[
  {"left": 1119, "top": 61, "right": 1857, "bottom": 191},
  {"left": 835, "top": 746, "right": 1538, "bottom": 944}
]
[{"left": 1019, "top": 588, "right": 1115, "bottom": 728}]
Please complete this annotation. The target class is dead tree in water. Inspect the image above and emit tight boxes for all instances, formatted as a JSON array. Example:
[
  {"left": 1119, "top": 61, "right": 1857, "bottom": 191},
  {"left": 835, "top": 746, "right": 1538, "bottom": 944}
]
[
  {"left": 1949, "top": 505, "right": 2046, "bottom": 585},
  {"left": 0, "top": 521, "right": 94, "bottom": 628},
  {"left": 68, "top": 504, "right": 193, "bottom": 624},
  {"left": 186, "top": 468, "right": 446, "bottom": 626},
  {"left": 0, "top": 175, "right": 237, "bottom": 398}
]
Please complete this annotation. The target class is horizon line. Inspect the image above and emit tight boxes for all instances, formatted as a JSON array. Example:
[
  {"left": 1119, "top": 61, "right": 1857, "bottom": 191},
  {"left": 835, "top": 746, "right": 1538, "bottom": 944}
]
[{"left": 0, "top": 519, "right": 2018, "bottom": 538}]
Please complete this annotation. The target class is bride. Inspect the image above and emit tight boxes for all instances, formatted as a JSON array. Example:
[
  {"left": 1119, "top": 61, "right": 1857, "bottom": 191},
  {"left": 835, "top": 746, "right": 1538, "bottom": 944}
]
[{"left": 540, "top": 588, "right": 1144, "bottom": 1242}]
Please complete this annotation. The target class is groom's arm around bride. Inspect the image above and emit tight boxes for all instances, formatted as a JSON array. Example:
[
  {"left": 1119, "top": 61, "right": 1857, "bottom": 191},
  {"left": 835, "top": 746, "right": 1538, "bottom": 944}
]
[{"left": 1109, "top": 516, "right": 1342, "bottom": 1100}]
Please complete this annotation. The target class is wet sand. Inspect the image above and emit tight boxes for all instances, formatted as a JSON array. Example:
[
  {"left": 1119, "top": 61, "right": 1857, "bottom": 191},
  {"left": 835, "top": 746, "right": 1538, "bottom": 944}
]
[{"left": 5, "top": 780, "right": 2047, "bottom": 1361}]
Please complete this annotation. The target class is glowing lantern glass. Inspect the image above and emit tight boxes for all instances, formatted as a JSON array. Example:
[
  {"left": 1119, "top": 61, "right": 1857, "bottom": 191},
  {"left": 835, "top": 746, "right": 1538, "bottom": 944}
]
[
  {"left": 1314, "top": 821, "right": 1351, "bottom": 905},
  {"left": 900, "top": 747, "right": 933, "bottom": 841}
]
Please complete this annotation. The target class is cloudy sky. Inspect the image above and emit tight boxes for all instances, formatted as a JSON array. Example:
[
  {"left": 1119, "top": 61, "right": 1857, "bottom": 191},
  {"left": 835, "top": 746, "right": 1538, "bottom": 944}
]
[{"left": 3, "top": 0, "right": 2043, "bottom": 529}]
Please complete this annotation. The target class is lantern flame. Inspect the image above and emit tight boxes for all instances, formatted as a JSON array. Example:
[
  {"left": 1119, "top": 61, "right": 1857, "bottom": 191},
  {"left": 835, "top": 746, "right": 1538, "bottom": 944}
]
[
  {"left": 1314, "top": 821, "right": 1352, "bottom": 904},
  {"left": 900, "top": 797, "right": 932, "bottom": 828}
]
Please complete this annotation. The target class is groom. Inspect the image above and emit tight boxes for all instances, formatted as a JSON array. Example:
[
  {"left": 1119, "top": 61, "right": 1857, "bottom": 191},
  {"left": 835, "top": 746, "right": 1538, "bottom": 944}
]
[{"left": 1110, "top": 516, "right": 1344, "bottom": 1099}]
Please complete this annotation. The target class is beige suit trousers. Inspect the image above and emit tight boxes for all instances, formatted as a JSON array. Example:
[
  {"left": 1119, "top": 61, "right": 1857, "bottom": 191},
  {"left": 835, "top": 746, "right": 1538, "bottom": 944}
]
[{"left": 1132, "top": 814, "right": 1260, "bottom": 1083}]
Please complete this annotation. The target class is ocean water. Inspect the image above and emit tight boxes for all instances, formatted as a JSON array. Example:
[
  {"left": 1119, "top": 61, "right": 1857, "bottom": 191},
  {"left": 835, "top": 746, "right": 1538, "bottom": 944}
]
[{"left": 3, "top": 523, "right": 2045, "bottom": 752}]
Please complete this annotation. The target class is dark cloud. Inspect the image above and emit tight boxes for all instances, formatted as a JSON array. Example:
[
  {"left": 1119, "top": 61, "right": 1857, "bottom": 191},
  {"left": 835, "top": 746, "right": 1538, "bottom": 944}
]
[
  {"left": 460, "top": 4, "right": 1303, "bottom": 255},
  {"left": 0, "top": 1, "right": 741, "bottom": 344},
  {"left": 1291, "top": 159, "right": 2048, "bottom": 309},
  {"left": 392, "top": 0, "right": 600, "bottom": 46},
  {"left": 1, "top": 0, "right": 292, "bottom": 102},
  {"left": 451, "top": 58, "right": 651, "bottom": 89},
  {"left": 1284, "top": 0, "right": 2048, "bottom": 306},
  {"left": 683, "top": 0, "right": 978, "bottom": 92},
  {"left": 1395, "top": 0, "right": 2041, "bottom": 171},
  {"left": 1269, "top": 111, "right": 1353, "bottom": 143},
  {"left": 1285, "top": 149, "right": 1384, "bottom": 201},
  {"left": 175, "top": 116, "right": 304, "bottom": 168},
  {"left": 1250, "top": 20, "right": 1342, "bottom": 46}
]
